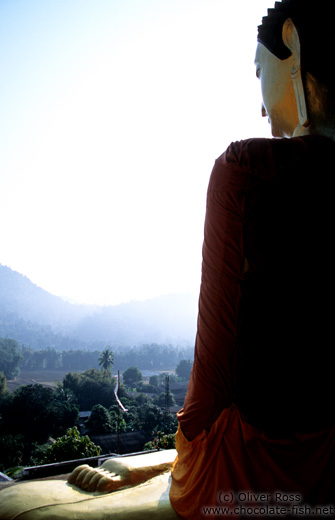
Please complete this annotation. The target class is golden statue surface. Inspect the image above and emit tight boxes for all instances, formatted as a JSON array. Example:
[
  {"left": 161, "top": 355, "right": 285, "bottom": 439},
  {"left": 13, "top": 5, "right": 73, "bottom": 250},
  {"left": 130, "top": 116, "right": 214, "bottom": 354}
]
[{"left": 0, "top": 449, "right": 180, "bottom": 520}]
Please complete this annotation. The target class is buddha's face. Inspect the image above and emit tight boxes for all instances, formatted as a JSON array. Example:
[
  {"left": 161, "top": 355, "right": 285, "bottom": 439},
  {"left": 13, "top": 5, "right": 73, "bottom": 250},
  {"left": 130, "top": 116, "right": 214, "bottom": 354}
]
[{"left": 255, "top": 42, "right": 299, "bottom": 137}]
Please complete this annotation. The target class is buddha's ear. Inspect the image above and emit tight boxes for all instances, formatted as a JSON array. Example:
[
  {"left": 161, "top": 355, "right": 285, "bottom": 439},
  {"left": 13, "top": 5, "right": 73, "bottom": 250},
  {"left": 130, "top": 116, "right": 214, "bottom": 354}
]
[
  {"left": 282, "top": 19, "right": 300, "bottom": 68},
  {"left": 282, "top": 18, "right": 309, "bottom": 127}
]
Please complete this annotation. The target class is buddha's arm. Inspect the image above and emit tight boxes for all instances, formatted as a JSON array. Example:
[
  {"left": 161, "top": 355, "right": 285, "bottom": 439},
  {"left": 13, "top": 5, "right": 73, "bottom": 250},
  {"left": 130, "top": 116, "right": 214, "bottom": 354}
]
[{"left": 68, "top": 449, "right": 176, "bottom": 493}]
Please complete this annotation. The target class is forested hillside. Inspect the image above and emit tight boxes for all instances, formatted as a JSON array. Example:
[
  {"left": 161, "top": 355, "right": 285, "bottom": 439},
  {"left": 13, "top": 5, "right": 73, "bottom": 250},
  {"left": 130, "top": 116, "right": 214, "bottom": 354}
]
[
  {"left": 0, "top": 264, "right": 197, "bottom": 348},
  {"left": 0, "top": 264, "right": 97, "bottom": 328}
]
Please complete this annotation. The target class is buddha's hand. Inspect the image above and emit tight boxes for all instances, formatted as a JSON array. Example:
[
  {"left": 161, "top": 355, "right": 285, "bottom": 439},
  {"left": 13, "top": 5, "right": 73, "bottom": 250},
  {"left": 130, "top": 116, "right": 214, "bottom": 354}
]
[
  {"left": 67, "top": 464, "right": 131, "bottom": 493},
  {"left": 68, "top": 451, "right": 176, "bottom": 493}
]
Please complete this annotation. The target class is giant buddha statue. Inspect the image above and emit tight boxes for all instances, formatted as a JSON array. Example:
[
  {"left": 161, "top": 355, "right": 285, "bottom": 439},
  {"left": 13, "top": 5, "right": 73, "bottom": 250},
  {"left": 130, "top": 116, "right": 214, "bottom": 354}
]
[{"left": 1, "top": 1, "right": 335, "bottom": 518}]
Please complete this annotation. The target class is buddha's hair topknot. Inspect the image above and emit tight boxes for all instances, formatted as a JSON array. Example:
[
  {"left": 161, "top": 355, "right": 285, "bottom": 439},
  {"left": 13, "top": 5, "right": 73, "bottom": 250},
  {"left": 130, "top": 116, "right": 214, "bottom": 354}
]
[{"left": 258, "top": 0, "right": 335, "bottom": 87}]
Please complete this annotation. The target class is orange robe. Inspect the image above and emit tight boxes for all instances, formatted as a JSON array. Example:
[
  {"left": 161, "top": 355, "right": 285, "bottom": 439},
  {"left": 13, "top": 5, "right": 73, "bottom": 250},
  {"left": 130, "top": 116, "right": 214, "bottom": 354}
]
[{"left": 170, "top": 136, "right": 335, "bottom": 518}]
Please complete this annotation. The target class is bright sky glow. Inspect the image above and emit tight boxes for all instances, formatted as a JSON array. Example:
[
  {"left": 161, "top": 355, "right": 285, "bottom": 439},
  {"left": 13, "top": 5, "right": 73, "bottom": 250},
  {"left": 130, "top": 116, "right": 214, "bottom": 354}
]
[{"left": 0, "top": 0, "right": 272, "bottom": 305}]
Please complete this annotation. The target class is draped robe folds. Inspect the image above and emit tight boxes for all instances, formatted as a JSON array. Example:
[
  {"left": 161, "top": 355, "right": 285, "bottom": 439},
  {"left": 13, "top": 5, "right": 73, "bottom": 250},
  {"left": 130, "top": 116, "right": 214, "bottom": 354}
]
[{"left": 169, "top": 136, "right": 335, "bottom": 519}]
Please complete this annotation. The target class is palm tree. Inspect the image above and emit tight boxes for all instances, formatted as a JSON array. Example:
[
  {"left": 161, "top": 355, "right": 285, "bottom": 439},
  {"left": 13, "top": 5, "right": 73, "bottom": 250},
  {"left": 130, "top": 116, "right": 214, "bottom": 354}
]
[{"left": 98, "top": 348, "right": 114, "bottom": 376}]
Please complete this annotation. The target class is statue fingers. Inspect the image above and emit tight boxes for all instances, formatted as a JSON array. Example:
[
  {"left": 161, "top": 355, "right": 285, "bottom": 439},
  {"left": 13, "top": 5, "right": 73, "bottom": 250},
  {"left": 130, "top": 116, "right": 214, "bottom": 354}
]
[
  {"left": 86, "top": 469, "right": 117, "bottom": 492},
  {"left": 68, "top": 464, "right": 124, "bottom": 493},
  {"left": 80, "top": 468, "right": 103, "bottom": 490},
  {"left": 86, "top": 470, "right": 108, "bottom": 492},
  {"left": 67, "top": 464, "right": 91, "bottom": 485},
  {"left": 96, "top": 473, "right": 125, "bottom": 493}
]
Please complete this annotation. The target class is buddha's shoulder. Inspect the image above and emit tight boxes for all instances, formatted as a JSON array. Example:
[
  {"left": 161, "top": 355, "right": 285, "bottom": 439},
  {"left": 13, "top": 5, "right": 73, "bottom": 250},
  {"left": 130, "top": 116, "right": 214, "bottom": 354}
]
[
  {"left": 217, "top": 137, "right": 283, "bottom": 168},
  {"left": 211, "top": 138, "right": 278, "bottom": 184},
  {"left": 218, "top": 135, "right": 334, "bottom": 167},
  {"left": 214, "top": 136, "right": 333, "bottom": 180}
]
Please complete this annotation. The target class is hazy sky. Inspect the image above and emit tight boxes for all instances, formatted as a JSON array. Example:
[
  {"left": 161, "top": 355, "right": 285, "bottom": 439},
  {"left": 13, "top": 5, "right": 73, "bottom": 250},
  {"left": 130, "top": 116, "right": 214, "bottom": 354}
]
[{"left": 0, "top": 0, "right": 272, "bottom": 305}]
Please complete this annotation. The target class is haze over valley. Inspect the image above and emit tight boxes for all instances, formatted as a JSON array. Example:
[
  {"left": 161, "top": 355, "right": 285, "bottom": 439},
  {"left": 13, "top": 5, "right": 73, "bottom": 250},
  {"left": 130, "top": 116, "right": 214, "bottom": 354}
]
[{"left": 0, "top": 264, "right": 197, "bottom": 350}]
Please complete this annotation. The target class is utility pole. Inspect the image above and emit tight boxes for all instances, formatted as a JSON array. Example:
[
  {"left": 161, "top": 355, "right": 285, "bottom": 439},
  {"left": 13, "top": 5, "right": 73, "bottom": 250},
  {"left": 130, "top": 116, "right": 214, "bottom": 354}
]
[{"left": 165, "top": 374, "right": 170, "bottom": 431}]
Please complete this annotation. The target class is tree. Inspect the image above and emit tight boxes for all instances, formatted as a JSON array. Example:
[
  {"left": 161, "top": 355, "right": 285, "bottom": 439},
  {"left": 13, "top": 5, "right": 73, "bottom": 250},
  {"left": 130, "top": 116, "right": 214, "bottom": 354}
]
[
  {"left": 0, "top": 372, "right": 7, "bottom": 396},
  {"left": 85, "top": 404, "right": 113, "bottom": 435},
  {"left": 0, "top": 434, "right": 25, "bottom": 470},
  {"left": 98, "top": 348, "right": 114, "bottom": 376},
  {"left": 176, "top": 359, "right": 193, "bottom": 381},
  {"left": 54, "top": 382, "right": 78, "bottom": 405},
  {"left": 123, "top": 366, "right": 143, "bottom": 386},
  {"left": 7, "top": 385, "right": 55, "bottom": 442},
  {"left": 62, "top": 372, "right": 81, "bottom": 397},
  {"left": 144, "top": 431, "right": 176, "bottom": 450},
  {"left": 149, "top": 375, "right": 159, "bottom": 387},
  {"left": 48, "top": 399, "right": 79, "bottom": 438},
  {"left": 2, "top": 384, "right": 79, "bottom": 444},
  {"left": 40, "top": 427, "right": 101, "bottom": 464},
  {"left": 137, "top": 403, "right": 165, "bottom": 432},
  {"left": 0, "top": 338, "right": 22, "bottom": 379},
  {"left": 62, "top": 369, "right": 116, "bottom": 410},
  {"left": 156, "top": 391, "right": 176, "bottom": 408}
]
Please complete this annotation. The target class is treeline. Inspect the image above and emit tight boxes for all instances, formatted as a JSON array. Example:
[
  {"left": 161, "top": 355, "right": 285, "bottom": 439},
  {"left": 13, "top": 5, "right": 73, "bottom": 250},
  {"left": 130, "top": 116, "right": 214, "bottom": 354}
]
[
  {"left": 18, "top": 344, "right": 194, "bottom": 373},
  {"left": 1, "top": 336, "right": 194, "bottom": 384},
  {"left": 20, "top": 347, "right": 101, "bottom": 371},
  {"left": 115, "top": 344, "right": 194, "bottom": 371}
]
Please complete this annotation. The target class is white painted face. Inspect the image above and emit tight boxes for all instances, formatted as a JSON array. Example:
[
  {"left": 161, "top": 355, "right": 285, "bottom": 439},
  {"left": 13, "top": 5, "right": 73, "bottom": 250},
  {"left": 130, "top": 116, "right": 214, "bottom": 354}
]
[{"left": 254, "top": 42, "right": 299, "bottom": 138}]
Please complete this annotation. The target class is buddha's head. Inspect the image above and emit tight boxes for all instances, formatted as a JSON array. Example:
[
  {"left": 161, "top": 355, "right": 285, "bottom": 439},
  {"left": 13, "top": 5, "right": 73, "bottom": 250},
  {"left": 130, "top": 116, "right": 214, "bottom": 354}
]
[{"left": 256, "top": 0, "right": 335, "bottom": 138}]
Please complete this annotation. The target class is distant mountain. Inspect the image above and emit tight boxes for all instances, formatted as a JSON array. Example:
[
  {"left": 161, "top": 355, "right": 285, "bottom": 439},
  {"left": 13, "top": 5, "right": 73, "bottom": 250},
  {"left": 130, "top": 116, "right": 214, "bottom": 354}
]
[
  {"left": 0, "top": 264, "right": 97, "bottom": 330},
  {"left": 71, "top": 293, "right": 198, "bottom": 346},
  {"left": 0, "top": 264, "right": 198, "bottom": 349}
]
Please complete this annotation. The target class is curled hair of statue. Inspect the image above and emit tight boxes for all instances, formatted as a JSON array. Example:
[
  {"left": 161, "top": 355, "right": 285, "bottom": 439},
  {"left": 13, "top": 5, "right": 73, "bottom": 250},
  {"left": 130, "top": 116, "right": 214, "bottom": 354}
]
[{"left": 258, "top": 0, "right": 335, "bottom": 88}]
